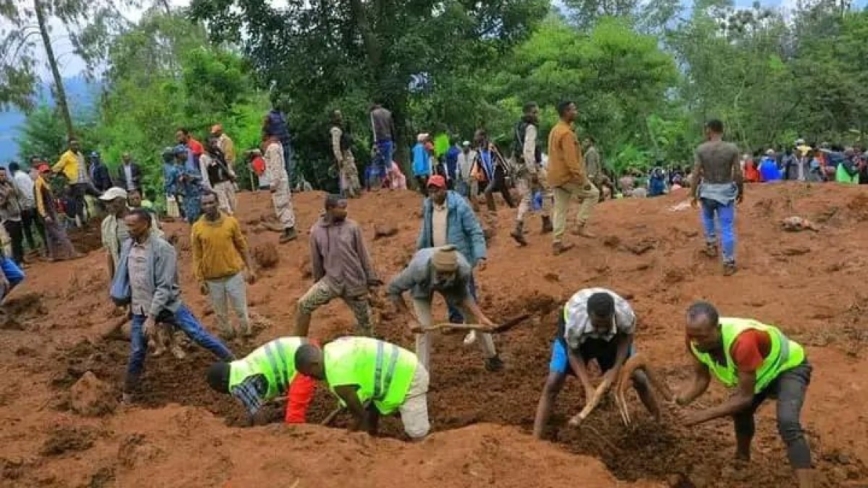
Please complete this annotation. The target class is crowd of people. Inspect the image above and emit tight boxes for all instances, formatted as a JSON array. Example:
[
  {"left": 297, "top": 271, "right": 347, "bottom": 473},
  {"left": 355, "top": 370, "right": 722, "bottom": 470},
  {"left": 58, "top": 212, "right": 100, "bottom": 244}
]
[{"left": 0, "top": 99, "right": 824, "bottom": 488}]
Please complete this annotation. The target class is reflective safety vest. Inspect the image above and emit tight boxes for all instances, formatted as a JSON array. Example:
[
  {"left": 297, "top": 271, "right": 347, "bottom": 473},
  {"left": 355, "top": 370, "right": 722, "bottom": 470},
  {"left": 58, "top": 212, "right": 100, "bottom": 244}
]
[
  {"left": 228, "top": 337, "right": 308, "bottom": 400},
  {"left": 324, "top": 337, "right": 418, "bottom": 415},
  {"left": 689, "top": 318, "right": 805, "bottom": 393}
]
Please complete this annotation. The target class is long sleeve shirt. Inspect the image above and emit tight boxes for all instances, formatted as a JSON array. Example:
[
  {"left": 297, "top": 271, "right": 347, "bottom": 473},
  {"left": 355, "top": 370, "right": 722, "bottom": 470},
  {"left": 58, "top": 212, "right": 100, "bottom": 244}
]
[
  {"left": 191, "top": 214, "right": 248, "bottom": 282},
  {"left": 330, "top": 126, "right": 345, "bottom": 162},
  {"left": 53, "top": 150, "right": 87, "bottom": 183},
  {"left": 309, "top": 216, "right": 377, "bottom": 297},
  {"left": 523, "top": 125, "right": 537, "bottom": 169},
  {"left": 217, "top": 134, "right": 236, "bottom": 165},
  {"left": 12, "top": 172, "right": 35, "bottom": 210},
  {"left": 547, "top": 121, "right": 585, "bottom": 187}
]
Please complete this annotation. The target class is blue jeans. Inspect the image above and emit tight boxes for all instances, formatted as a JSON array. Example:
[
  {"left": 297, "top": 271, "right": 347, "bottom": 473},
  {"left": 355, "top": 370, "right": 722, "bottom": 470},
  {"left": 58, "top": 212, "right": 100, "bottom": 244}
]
[
  {"left": 447, "top": 273, "right": 477, "bottom": 323},
  {"left": 700, "top": 198, "right": 736, "bottom": 263},
  {"left": 124, "top": 304, "right": 234, "bottom": 392},
  {"left": 372, "top": 140, "right": 392, "bottom": 181}
]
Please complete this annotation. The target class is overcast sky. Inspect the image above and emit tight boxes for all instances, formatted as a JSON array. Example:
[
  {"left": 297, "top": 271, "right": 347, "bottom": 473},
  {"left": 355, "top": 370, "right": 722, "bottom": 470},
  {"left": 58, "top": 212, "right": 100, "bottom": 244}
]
[{"left": 21, "top": 0, "right": 864, "bottom": 79}]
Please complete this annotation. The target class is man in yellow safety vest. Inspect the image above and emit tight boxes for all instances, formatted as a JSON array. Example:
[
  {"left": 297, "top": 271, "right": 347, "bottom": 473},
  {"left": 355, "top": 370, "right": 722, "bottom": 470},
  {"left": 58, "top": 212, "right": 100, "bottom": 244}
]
[
  {"left": 294, "top": 337, "right": 430, "bottom": 441},
  {"left": 675, "top": 301, "right": 813, "bottom": 488}
]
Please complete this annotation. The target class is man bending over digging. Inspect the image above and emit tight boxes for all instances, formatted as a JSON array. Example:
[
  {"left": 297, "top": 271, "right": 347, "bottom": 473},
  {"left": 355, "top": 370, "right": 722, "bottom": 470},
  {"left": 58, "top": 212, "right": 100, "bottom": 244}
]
[{"left": 533, "top": 288, "right": 660, "bottom": 438}]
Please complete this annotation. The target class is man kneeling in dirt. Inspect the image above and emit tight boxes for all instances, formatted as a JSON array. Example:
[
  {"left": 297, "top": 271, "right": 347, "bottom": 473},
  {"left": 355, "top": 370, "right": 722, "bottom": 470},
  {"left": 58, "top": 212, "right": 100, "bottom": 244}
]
[
  {"left": 675, "top": 301, "right": 813, "bottom": 488},
  {"left": 206, "top": 337, "right": 316, "bottom": 425},
  {"left": 295, "top": 337, "right": 429, "bottom": 441},
  {"left": 533, "top": 288, "right": 660, "bottom": 439},
  {"left": 113, "top": 209, "right": 235, "bottom": 403}
]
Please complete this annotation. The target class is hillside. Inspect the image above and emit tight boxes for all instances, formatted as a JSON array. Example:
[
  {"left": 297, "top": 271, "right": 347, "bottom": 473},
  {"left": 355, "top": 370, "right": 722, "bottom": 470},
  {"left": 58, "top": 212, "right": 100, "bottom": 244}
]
[{"left": 0, "top": 183, "right": 867, "bottom": 487}]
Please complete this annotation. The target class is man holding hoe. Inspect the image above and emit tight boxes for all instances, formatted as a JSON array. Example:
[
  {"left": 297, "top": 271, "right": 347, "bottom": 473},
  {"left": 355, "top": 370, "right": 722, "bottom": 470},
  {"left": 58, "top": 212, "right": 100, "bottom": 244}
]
[{"left": 675, "top": 301, "right": 813, "bottom": 488}]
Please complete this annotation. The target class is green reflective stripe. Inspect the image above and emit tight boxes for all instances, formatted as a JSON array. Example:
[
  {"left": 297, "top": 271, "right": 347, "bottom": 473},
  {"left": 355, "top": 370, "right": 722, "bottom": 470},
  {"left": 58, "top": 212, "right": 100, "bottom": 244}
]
[
  {"left": 372, "top": 341, "right": 401, "bottom": 401},
  {"left": 264, "top": 344, "right": 286, "bottom": 393}
]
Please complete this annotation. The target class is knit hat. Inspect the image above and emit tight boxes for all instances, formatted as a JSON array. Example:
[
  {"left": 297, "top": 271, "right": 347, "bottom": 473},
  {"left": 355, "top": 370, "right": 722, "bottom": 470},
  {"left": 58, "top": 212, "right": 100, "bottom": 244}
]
[{"left": 431, "top": 245, "right": 459, "bottom": 273}]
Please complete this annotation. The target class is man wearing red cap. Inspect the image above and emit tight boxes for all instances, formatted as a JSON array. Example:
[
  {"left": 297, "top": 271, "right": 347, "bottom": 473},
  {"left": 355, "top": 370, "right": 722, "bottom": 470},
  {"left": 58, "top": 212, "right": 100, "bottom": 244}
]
[{"left": 416, "top": 175, "right": 487, "bottom": 347}]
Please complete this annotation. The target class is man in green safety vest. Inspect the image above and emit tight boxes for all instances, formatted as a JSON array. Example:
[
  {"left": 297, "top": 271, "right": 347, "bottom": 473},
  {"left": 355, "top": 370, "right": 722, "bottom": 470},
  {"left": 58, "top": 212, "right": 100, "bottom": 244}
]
[
  {"left": 206, "top": 337, "right": 316, "bottom": 425},
  {"left": 675, "top": 301, "right": 813, "bottom": 488},
  {"left": 294, "top": 337, "right": 430, "bottom": 441}
]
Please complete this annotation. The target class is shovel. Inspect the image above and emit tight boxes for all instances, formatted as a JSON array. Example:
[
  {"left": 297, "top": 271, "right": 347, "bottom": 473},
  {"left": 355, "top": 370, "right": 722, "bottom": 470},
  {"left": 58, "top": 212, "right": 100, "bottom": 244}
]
[{"left": 410, "top": 313, "right": 530, "bottom": 334}]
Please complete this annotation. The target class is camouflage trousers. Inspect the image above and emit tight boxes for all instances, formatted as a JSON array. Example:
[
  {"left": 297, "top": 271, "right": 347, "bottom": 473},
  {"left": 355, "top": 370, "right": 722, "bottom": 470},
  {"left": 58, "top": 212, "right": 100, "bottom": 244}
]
[
  {"left": 297, "top": 279, "right": 372, "bottom": 335},
  {"left": 515, "top": 166, "right": 551, "bottom": 222},
  {"left": 271, "top": 179, "right": 296, "bottom": 229},
  {"left": 340, "top": 154, "right": 362, "bottom": 198}
]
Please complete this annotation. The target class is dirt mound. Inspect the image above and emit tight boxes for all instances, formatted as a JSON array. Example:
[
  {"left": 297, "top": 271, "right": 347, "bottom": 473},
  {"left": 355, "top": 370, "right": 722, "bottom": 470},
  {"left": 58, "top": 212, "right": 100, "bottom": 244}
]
[
  {"left": 40, "top": 424, "right": 98, "bottom": 456},
  {"left": 67, "top": 218, "right": 104, "bottom": 253},
  {"left": 252, "top": 242, "right": 280, "bottom": 269},
  {"left": 70, "top": 371, "right": 117, "bottom": 416},
  {"left": 5, "top": 185, "right": 868, "bottom": 487}
]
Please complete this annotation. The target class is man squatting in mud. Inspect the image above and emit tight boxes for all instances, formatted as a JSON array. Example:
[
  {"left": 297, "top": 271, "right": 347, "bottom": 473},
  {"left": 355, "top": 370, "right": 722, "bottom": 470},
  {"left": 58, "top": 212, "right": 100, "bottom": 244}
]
[
  {"left": 533, "top": 288, "right": 660, "bottom": 438},
  {"left": 675, "top": 301, "right": 814, "bottom": 488},
  {"left": 206, "top": 337, "right": 316, "bottom": 425},
  {"left": 294, "top": 336, "right": 430, "bottom": 441}
]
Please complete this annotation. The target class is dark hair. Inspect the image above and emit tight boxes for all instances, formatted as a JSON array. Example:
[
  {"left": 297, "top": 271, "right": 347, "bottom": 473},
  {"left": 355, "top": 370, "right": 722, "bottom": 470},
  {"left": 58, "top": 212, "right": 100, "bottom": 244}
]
[
  {"left": 128, "top": 188, "right": 142, "bottom": 197},
  {"left": 129, "top": 208, "right": 153, "bottom": 226},
  {"left": 523, "top": 102, "right": 538, "bottom": 114},
  {"left": 294, "top": 344, "right": 321, "bottom": 371},
  {"left": 586, "top": 136, "right": 596, "bottom": 144},
  {"left": 206, "top": 362, "right": 231, "bottom": 393},
  {"left": 324, "top": 193, "right": 345, "bottom": 210},
  {"left": 686, "top": 301, "right": 719, "bottom": 326},
  {"left": 8, "top": 162, "right": 19, "bottom": 173},
  {"left": 177, "top": 127, "right": 190, "bottom": 136},
  {"left": 0, "top": 166, "right": 6, "bottom": 172},
  {"left": 200, "top": 189, "right": 219, "bottom": 201},
  {"left": 557, "top": 100, "right": 575, "bottom": 117},
  {"left": 587, "top": 292, "right": 615, "bottom": 317},
  {"left": 705, "top": 119, "right": 724, "bottom": 134}
]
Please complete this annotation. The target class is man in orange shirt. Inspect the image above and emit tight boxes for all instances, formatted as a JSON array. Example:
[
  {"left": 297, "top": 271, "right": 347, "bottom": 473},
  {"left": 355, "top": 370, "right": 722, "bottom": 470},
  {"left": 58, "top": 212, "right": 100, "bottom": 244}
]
[{"left": 546, "top": 101, "right": 599, "bottom": 255}]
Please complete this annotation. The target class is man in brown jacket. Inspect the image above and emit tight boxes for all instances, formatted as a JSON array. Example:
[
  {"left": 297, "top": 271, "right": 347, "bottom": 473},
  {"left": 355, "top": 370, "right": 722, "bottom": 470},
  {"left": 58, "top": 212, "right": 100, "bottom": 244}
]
[
  {"left": 546, "top": 101, "right": 599, "bottom": 255},
  {"left": 294, "top": 194, "right": 381, "bottom": 336}
]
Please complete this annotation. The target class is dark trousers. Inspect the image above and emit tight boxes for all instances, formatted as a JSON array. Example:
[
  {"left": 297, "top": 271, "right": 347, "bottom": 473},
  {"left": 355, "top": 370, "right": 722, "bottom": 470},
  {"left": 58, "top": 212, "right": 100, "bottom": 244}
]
[
  {"left": 484, "top": 166, "right": 516, "bottom": 211},
  {"left": 3, "top": 220, "right": 24, "bottom": 264},
  {"left": 733, "top": 361, "right": 812, "bottom": 469},
  {"left": 447, "top": 273, "right": 477, "bottom": 323},
  {"left": 20, "top": 209, "right": 40, "bottom": 250}
]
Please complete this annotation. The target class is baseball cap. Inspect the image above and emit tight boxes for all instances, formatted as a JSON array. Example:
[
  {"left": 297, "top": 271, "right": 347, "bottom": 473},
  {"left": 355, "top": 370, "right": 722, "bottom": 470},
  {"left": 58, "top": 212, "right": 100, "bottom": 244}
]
[
  {"left": 427, "top": 175, "right": 447, "bottom": 189},
  {"left": 99, "top": 187, "right": 129, "bottom": 201}
]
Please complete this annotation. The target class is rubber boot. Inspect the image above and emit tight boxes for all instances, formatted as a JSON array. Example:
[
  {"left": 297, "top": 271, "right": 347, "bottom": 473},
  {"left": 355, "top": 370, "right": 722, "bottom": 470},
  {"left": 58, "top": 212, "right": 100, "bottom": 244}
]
[
  {"left": 552, "top": 241, "right": 575, "bottom": 256},
  {"left": 541, "top": 215, "right": 553, "bottom": 234},
  {"left": 510, "top": 221, "right": 528, "bottom": 246},
  {"left": 279, "top": 227, "right": 298, "bottom": 243}
]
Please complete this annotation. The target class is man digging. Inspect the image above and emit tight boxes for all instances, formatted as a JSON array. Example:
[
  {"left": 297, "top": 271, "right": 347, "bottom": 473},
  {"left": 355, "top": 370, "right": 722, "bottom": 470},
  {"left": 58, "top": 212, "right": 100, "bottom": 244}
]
[
  {"left": 192, "top": 190, "right": 257, "bottom": 341},
  {"left": 295, "top": 337, "right": 430, "bottom": 441},
  {"left": 533, "top": 288, "right": 660, "bottom": 438},
  {"left": 386, "top": 245, "right": 503, "bottom": 373},
  {"left": 206, "top": 337, "right": 316, "bottom": 425},
  {"left": 675, "top": 301, "right": 813, "bottom": 488}
]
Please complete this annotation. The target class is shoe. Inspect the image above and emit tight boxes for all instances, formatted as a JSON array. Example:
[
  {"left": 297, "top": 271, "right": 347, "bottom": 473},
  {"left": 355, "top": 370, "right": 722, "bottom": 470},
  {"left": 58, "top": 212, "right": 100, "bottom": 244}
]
[
  {"left": 552, "top": 242, "right": 575, "bottom": 256},
  {"left": 541, "top": 215, "right": 553, "bottom": 234},
  {"left": 279, "top": 227, "right": 298, "bottom": 243},
  {"left": 463, "top": 330, "right": 477, "bottom": 345},
  {"left": 121, "top": 393, "right": 133, "bottom": 405},
  {"left": 723, "top": 262, "right": 737, "bottom": 276},
  {"left": 703, "top": 242, "right": 718, "bottom": 258},
  {"left": 484, "top": 355, "right": 504, "bottom": 372},
  {"left": 510, "top": 222, "right": 528, "bottom": 247},
  {"left": 570, "top": 224, "right": 595, "bottom": 238}
]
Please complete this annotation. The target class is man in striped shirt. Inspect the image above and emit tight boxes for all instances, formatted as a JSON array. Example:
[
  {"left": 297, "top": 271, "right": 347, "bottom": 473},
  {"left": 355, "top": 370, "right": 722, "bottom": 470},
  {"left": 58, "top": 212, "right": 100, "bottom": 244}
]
[{"left": 533, "top": 287, "right": 660, "bottom": 438}]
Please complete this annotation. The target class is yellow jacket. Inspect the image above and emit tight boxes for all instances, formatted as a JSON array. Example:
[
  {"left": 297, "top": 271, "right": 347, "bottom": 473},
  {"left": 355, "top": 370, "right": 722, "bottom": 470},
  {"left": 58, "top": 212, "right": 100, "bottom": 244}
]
[
  {"left": 53, "top": 150, "right": 84, "bottom": 182},
  {"left": 546, "top": 121, "right": 586, "bottom": 188}
]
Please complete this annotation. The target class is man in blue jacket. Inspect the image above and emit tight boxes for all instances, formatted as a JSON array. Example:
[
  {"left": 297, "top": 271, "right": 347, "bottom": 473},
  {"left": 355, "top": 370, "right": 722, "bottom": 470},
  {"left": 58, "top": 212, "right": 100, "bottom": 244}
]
[{"left": 416, "top": 175, "right": 488, "bottom": 345}]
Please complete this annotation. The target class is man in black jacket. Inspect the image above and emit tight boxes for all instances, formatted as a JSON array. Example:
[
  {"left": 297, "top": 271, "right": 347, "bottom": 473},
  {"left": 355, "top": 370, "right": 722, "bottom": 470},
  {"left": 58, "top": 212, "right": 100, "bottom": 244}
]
[
  {"left": 89, "top": 152, "right": 113, "bottom": 193},
  {"left": 117, "top": 152, "right": 143, "bottom": 192}
]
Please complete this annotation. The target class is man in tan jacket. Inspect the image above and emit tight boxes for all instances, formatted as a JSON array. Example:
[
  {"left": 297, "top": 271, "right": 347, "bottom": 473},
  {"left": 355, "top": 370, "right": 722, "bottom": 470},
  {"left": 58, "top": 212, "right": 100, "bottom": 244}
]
[{"left": 546, "top": 101, "right": 599, "bottom": 255}]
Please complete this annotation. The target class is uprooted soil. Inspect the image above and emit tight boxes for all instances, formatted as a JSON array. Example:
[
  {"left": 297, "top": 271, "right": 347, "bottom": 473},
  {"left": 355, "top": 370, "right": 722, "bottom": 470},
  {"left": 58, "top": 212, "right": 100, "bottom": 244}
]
[{"left": 2, "top": 183, "right": 868, "bottom": 487}]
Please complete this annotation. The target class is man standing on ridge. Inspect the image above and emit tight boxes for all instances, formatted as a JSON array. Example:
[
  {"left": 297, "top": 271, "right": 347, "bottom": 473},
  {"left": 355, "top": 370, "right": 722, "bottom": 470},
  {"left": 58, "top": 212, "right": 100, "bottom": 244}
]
[
  {"left": 690, "top": 119, "right": 743, "bottom": 276},
  {"left": 263, "top": 131, "right": 298, "bottom": 243},
  {"left": 330, "top": 110, "right": 361, "bottom": 198},
  {"left": 206, "top": 337, "right": 316, "bottom": 425},
  {"left": 370, "top": 102, "right": 396, "bottom": 190},
  {"left": 547, "top": 101, "right": 599, "bottom": 255},
  {"left": 295, "top": 194, "right": 379, "bottom": 337},
  {"left": 675, "top": 301, "right": 813, "bottom": 488},
  {"left": 294, "top": 337, "right": 430, "bottom": 441},
  {"left": 511, "top": 102, "right": 552, "bottom": 246}
]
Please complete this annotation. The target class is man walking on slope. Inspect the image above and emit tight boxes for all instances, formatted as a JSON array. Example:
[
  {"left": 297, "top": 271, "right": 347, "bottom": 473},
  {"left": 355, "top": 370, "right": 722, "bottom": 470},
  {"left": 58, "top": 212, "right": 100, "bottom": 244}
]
[
  {"left": 416, "top": 174, "right": 487, "bottom": 346},
  {"left": 386, "top": 245, "right": 503, "bottom": 372},
  {"left": 675, "top": 301, "right": 813, "bottom": 488},
  {"left": 263, "top": 132, "right": 298, "bottom": 243},
  {"left": 295, "top": 194, "right": 380, "bottom": 337},
  {"left": 547, "top": 101, "right": 599, "bottom": 255},
  {"left": 533, "top": 288, "right": 660, "bottom": 438},
  {"left": 206, "top": 337, "right": 316, "bottom": 425},
  {"left": 511, "top": 102, "right": 552, "bottom": 246},
  {"left": 113, "top": 209, "right": 234, "bottom": 403},
  {"left": 192, "top": 191, "right": 257, "bottom": 340},
  {"left": 294, "top": 337, "right": 430, "bottom": 441},
  {"left": 690, "top": 119, "right": 743, "bottom": 276}
]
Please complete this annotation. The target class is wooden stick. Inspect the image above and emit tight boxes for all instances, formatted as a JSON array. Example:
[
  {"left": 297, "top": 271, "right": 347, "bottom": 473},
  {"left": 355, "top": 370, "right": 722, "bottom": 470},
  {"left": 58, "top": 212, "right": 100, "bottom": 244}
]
[
  {"left": 412, "top": 314, "right": 531, "bottom": 334},
  {"left": 321, "top": 406, "right": 345, "bottom": 426},
  {"left": 568, "top": 380, "right": 609, "bottom": 426}
]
